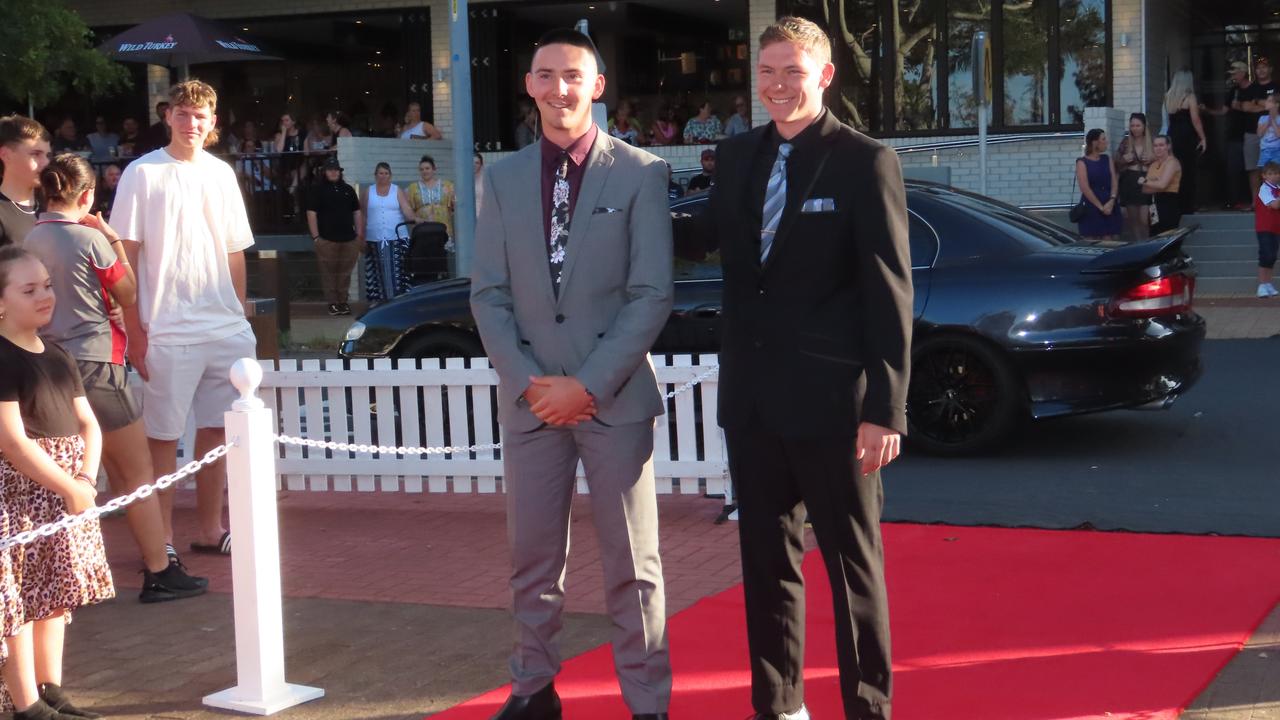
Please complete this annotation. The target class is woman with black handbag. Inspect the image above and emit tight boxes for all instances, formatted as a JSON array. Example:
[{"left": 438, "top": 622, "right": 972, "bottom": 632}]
[{"left": 1074, "top": 128, "right": 1122, "bottom": 241}]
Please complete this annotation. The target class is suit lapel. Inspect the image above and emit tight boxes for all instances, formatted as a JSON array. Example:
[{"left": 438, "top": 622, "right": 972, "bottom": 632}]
[
  {"left": 510, "top": 145, "right": 559, "bottom": 310},
  {"left": 731, "top": 128, "right": 767, "bottom": 275},
  {"left": 555, "top": 129, "right": 614, "bottom": 304},
  {"left": 762, "top": 112, "right": 839, "bottom": 274}
]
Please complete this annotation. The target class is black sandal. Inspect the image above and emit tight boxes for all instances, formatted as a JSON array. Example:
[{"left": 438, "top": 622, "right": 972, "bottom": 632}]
[{"left": 189, "top": 531, "right": 232, "bottom": 555}]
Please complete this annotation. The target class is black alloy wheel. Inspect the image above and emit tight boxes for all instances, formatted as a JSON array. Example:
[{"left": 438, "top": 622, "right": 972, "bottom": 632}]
[{"left": 906, "top": 334, "right": 1023, "bottom": 455}]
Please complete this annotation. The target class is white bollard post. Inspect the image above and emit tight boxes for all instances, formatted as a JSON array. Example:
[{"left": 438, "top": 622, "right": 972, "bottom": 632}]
[{"left": 203, "top": 358, "right": 324, "bottom": 715}]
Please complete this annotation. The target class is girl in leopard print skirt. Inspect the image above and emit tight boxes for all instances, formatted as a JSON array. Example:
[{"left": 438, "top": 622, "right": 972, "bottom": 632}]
[{"left": 0, "top": 246, "right": 114, "bottom": 720}]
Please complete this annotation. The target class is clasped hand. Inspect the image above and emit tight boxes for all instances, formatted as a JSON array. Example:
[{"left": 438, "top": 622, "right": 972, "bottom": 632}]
[{"left": 525, "top": 375, "right": 596, "bottom": 426}]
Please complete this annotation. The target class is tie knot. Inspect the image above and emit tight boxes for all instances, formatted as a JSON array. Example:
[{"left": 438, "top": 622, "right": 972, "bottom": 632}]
[
  {"left": 778, "top": 143, "right": 793, "bottom": 160},
  {"left": 557, "top": 152, "right": 570, "bottom": 173}
]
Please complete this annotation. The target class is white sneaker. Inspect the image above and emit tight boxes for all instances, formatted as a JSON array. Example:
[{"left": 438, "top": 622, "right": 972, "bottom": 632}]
[{"left": 1259, "top": 283, "right": 1280, "bottom": 298}]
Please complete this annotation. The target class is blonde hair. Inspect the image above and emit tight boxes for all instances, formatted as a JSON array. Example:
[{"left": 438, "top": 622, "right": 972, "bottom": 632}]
[
  {"left": 169, "top": 79, "right": 217, "bottom": 112},
  {"left": 1165, "top": 70, "right": 1196, "bottom": 113},
  {"left": 759, "top": 16, "right": 832, "bottom": 65}
]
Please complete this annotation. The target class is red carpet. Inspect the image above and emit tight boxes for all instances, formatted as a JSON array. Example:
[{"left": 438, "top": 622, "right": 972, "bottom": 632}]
[{"left": 431, "top": 525, "right": 1280, "bottom": 719}]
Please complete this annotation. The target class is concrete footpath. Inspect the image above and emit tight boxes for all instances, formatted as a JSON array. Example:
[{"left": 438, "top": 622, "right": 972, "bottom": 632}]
[{"left": 36, "top": 300, "right": 1280, "bottom": 719}]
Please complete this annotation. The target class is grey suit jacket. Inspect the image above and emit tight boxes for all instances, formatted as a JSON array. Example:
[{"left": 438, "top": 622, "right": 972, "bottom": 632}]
[{"left": 470, "top": 129, "right": 675, "bottom": 433}]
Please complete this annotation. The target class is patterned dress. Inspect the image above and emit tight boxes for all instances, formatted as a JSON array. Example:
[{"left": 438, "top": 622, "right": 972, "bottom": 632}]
[
  {"left": 408, "top": 179, "right": 456, "bottom": 240},
  {"left": 364, "top": 184, "right": 410, "bottom": 303},
  {"left": 0, "top": 338, "right": 114, "bottom": 709}
]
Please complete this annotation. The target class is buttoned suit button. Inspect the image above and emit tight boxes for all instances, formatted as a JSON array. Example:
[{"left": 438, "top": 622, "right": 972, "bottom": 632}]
[
  {"left": 555, "top": 314, "right": 565, "bottom": 324},
  {"left": 753, "top": 339, "right": 764, "bottom": 349}
]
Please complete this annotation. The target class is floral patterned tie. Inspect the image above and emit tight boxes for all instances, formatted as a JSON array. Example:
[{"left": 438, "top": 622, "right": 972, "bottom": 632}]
[{"left": 548, "top": 152, "right": 571, "bottom": 294}]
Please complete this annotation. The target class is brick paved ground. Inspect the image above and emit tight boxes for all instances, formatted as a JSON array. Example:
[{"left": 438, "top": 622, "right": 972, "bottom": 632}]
[
  {"left": 57, "top": 490, "right": 754, "bottom": 720},
  {"left": 1198, "top": 298, "right": 1280, "bottom": 340}
]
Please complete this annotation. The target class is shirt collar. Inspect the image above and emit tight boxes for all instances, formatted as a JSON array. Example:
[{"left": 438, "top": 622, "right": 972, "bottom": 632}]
[
  {"left": 36, "top": 210, "right": 78, "bottom": 223},
  {"left": 765, "top": 108, "right": 829, "bottom": 154},
  {"left": 541, "top": 124, "right": 598, "bottom": 169}
]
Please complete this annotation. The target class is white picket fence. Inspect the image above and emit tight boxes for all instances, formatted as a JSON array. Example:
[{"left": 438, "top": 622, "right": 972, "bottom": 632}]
[{"left": 176, "top": 354, "right": 727, "bottom": 496}]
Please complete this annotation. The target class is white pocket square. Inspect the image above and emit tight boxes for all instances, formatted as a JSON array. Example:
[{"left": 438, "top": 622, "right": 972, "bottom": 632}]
[
  {"left": 593, "top": 206, "right": 623, "bottom": 214},
  {"left": 801, "top": 198, "right": 837, "bottom": 213}
]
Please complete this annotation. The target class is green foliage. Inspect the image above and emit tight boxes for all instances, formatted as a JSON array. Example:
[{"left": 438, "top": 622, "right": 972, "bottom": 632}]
[{"left": 0, "top": 0, "right": 131, "bottom": 110}]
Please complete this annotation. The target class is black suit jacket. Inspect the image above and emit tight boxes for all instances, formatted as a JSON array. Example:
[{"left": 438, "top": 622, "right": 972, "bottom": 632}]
[{"left": 712, "top": 110, "right": 913, "bottom": 438}]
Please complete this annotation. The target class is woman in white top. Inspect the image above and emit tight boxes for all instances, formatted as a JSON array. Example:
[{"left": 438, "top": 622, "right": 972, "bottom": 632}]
[
  {"left": 359, "top": 162, "right": 416, "bottom": 302},
  {"left": 399, "top": 101, "right": 443, "bottom": 140}
]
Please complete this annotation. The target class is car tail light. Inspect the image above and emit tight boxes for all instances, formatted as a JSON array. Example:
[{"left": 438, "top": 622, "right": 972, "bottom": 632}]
[{"left": 1111, "top": 274, "right": 1195, "bottom": 317}]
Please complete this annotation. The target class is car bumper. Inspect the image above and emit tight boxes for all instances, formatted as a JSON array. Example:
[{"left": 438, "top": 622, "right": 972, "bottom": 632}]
[{"left": 1011, "top": 314, "right": 1207, "bottom": 419}]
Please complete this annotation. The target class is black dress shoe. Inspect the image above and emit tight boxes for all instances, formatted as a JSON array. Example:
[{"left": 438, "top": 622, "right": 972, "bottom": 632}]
[{"left": 490, "top": 683, "right": 562, "bottom": 720}]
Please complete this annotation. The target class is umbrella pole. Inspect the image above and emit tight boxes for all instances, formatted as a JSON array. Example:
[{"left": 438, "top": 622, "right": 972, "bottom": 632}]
[
  {"left": 180, "top": 62, "right": 190, "bottom": 81},
  {"left": 27, "top": 94, "right": 33, "bottom": 119}
]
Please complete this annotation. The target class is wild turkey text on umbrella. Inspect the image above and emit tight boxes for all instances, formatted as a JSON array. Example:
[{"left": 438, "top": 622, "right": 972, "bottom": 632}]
[{"left": 98, "top": 12, "right": 281, "bottom": 79}]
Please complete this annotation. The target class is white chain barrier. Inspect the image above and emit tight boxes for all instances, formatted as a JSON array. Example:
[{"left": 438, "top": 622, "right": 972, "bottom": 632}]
[
  {"left": 0, "top": 444, "right": 234, "bottom": 552},
  {"left": 1, "top": 364, "right": 720, "bottom": 548}
]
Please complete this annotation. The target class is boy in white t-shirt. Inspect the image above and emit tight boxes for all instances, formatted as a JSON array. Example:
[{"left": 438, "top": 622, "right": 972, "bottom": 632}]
[{"left": 112, "top": 80, "right": 256, "bottom": 558}]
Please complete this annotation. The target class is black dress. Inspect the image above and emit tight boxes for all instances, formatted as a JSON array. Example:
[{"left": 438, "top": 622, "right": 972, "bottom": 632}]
[{"left": 1168, "top": 109, "right": 1198, "bottom": 213}]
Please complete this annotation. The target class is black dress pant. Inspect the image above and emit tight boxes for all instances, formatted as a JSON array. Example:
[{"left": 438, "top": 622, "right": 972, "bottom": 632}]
[{"left": 725, "top": 423, "right": 892, "bottom": 720}]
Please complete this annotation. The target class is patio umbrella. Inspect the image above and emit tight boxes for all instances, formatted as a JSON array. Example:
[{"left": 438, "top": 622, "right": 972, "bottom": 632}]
[{"left": 98, "top": 12, "right": 281, "bottom": 79}]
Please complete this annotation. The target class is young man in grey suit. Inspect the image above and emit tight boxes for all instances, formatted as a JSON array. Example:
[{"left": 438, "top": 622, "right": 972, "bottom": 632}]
[
  {"left": 711, "top": 17, "right": 913, "bottom": 720},
  {"left": 470, "top": 29, "right": 676, "bottom": 720}
]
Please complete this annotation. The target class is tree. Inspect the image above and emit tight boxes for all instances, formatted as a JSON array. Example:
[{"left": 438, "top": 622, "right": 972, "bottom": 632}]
[{"left": 0, "top": 0, "right": 130, "bottom": 115}]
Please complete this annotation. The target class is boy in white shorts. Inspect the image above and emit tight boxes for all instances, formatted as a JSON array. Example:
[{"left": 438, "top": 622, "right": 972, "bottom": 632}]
[{"left": 112, "top": 79, "right": 256, "bottom": 557}]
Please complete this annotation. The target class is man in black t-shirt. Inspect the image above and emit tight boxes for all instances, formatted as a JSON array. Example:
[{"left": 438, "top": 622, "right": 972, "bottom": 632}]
[
  {"left": 306, "top": 157, "right": 363, "bottom": 315},
  {"left": 1224, "top": 61, "right": 1258, "bottom": 208},
  {"left": 1247, "top": 58, "right": 1279, "bottom": 202},
  {"left": 686, "top": 148, "right": 716, "bottom": 193},
  {"left": 0, "top": 115, "right": 51, "bottom": 247}
]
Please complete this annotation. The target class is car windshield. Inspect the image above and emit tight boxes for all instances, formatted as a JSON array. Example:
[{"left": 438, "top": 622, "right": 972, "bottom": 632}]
[{"left": 917, "top": 185, "right": 1078, "bottom": 249}]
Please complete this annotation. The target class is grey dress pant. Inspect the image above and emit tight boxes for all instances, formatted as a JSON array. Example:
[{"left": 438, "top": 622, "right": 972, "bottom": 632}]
[{"left": 502, "top": 419, "right": 672, "bottom": 714}]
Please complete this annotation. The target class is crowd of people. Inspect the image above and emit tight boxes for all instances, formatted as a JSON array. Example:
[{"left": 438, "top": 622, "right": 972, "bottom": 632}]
[
  {"left": 1074, "top": 59, "right": 1279, "bottom": 296},
  {"left": 514, "top": 94, "right": 753, "bottom": 150}
]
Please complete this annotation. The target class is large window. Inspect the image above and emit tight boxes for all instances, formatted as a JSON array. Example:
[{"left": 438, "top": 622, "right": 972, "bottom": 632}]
[
  {"left": 1003, "top": 0, "right": 1050, "bottom": 125},
  {"left": 947, "top": 0, "right": 989, "bottom": 128},
  {"left": 781, "top": 0, "right": 1109, "bottom": 135},
  {"left": 1059, "top": 0, "right": 1108, "bottom": 124}
]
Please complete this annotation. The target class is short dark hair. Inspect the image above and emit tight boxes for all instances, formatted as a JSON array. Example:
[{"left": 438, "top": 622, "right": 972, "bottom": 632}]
[
  {"left": 1085, "top": 128, "right": 1105, "bottom": 144},
  {"left": 419, "top": 155, "right": 436, "bottom": 168},
  {"left": 1264, "top": 161, "right": 1280, "bottom": 174},
  {"left": 532, "top": 29, "right": 601, "bottom": 72}
]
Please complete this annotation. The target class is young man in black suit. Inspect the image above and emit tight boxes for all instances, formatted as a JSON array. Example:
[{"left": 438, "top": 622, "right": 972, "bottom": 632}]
[{"left": 711, "top": 16, "right": 913, "bottom": 720}]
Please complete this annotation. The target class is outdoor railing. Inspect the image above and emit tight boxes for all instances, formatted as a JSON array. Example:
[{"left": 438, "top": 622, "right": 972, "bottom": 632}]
[{"left": 93, "top": 150, "right": 330, "bottom": 235}]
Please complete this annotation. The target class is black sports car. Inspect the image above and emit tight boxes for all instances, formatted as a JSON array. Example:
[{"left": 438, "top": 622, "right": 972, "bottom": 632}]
[{"left": 340, "top": 182, "right": 1205, "bottom": 454}]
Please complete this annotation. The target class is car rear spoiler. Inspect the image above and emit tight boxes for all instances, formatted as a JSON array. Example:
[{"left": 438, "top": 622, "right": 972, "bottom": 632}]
[{"left": 1082, "top": 226, "right": 1194, "bottom": 273}]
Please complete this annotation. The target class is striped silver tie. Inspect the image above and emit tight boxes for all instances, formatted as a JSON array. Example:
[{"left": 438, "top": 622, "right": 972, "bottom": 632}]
[{"left": 760, "top": 142, "right": 793, "bottom": 263}]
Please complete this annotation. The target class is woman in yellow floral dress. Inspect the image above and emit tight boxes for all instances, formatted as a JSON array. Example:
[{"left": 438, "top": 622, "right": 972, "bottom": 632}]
[{"left": 407, "top": 155, "right": 455, "bottom": 247}]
